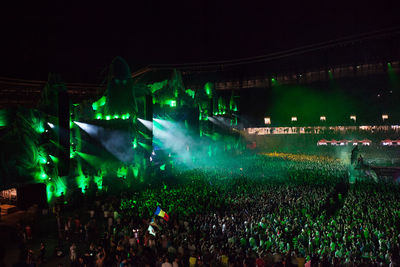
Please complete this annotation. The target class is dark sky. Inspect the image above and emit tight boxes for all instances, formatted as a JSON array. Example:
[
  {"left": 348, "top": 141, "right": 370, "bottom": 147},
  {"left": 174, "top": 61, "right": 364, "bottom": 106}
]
[{"left": 1, "top": 1, "right": 399, "bottom": 82}]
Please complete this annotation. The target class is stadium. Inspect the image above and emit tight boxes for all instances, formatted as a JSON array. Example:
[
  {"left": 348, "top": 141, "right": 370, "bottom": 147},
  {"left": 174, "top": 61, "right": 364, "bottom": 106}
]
[{"left": 0, "top": 2, "right": 400, "bottom": 266}]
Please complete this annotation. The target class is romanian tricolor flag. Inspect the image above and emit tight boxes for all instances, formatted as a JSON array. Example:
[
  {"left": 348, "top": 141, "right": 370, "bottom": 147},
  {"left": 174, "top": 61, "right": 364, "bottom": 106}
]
[{"left": 154, "top": 206, "right": 169, "bottom": 221}]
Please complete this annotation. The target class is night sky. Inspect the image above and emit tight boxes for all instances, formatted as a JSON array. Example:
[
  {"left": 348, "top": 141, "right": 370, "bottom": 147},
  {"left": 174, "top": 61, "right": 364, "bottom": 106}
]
[{"left": 1, "top": 1, "right": 400, "bottom": 82}]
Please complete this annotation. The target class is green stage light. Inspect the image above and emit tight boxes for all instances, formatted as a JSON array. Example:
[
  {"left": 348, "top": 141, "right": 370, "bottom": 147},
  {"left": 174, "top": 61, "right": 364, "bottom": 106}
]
[
  {"left": 204, "top": 82, "right": 212, "bottom": 97},
  {"left": 138, "top": 130, "right": 150, "bottom": 139},
  {"left": 46, "top": 177, "right": 67, "bottom": 200},
  {"left": 94, "top": 175, "right": 103, "bottom": 190},
  {"left": 55, "top": 180, "right": 66, "bottom": 197},
  {"left": 170, "top": 100, "right": 176, "bottom": 107},
  {"left": 132, "top": 138, "right": 138, "bottom": 149},
  {"left": 105, "top": 115, "right": 111, "bottom": 120},
  {"left": 46, "top": 183, "right": 55, "bottom": 202},
  {"left": 39, "top": 172, "right": 47, "bottom": 180},
  {"left": 160, "top": 164, "right": 166, "bottom": 171},
  {"left": 92, "top": 103, "right": 99, "bottom": 111},
  {"left": 31, "top": 117, "right": 45, "bottom": 133},
  {"left": 35, "top": 124, "right": 45, "bottom": 134},
  {"left": 113, "top": 114, "right": 119, "bottom": 119},
  {"left": 148, "top": 80, "right": 168, "bottom": 94},
  {"left": 92, "top": 96, "right": 106, "bottom": 111},
  {"left": 38, "top": 150, "right": 48, "bottom": 164},
  {"left": 0, "top": 110, "right": 7, "bottom": 127},
  {"left": 39, "top": 157, "right": 47, "bottom": 164},
  {"left": 121, "top": 113, "right": 130, "bottom": 120},
  {"left": 49, "top": 155, "right": 59, "bottom": 164},
  {"left": 70, "top": 147, "right": 76, "bottom": 158},
  {"left": 185, "top": 89, "right": 195, "bottom": 98},
  {"left": 76, "top": 174, "right": 89, "bottom": 193},
  {"left": 132, "top": 166, "right": 139, "bottom": 178},
  {"left": 96, "top": 113, "right": 102, "bottom": 120},
  {"left": 76, "top": 152, "right": 105, "bottom": 176},
  {"left": 117, "top": 166, "right": 128, "bottom": 179},
  {"left": 139, "top": 142, "right": 152, "bottom": 151}
]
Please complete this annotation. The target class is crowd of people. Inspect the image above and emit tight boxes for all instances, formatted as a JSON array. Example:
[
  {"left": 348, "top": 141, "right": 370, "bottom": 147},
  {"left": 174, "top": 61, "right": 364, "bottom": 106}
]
[{"left": 10, "top": 154, "right": 400, "bottom": 266}]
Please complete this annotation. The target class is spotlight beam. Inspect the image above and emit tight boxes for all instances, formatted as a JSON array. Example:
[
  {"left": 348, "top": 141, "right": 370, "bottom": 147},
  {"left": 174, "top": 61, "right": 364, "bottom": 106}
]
[
  {"left": 138, "top": 118, "right": 153, "bottom": 131},
  {"left": 74, "top": 121, "right": 134, "bottom": 163}
]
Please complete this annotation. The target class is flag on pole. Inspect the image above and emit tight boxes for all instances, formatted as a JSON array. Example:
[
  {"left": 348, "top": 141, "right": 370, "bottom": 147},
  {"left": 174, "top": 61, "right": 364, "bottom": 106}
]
[{"left": 154, "top": 206, "right": 169, "bottom": 221}]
